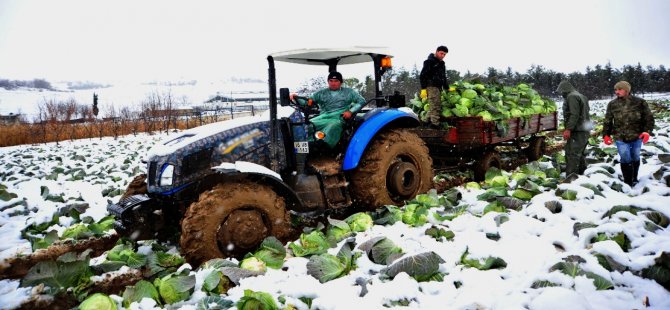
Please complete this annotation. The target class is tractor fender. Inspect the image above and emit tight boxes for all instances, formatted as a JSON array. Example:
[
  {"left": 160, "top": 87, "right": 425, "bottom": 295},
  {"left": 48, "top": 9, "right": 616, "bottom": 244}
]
[
  {"left": 343, "top": 108, "right": 420, "bottom": 171},
  {"left": 207, "top": 162, "right": 305, "bottom": 212}
]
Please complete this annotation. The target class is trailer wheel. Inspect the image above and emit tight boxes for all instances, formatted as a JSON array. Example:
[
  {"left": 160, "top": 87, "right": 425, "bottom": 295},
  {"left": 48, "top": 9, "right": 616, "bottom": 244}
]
[
  {"left": 350, "top": 129, "right": 433, "bottom": 208},
  {"left": 474, "top": 151, "right": 501, "bottom": 181},
  {"left": 179, "top": 181, "right": 293, "bottom": 266},
  {"left": 526, "top": 136, "right": 546, "bottom": 162}
]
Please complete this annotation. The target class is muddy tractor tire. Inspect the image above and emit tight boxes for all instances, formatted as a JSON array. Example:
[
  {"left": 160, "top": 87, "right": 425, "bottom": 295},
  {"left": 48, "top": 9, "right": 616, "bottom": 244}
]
[
  {"left": 120, "top": 174, "right": 148, "bottom": 201},
  {"left": 349, "top": 129, "right": 433, "bottom": 208},
  {"left": 474, "top": 151, "right": 501, "bottom": 181},
  {"left": 526, "top": 136, "right": 546, "bottom": 162},
  {"left": 179, "top": 181, "right": 293, "bottom": 266}
]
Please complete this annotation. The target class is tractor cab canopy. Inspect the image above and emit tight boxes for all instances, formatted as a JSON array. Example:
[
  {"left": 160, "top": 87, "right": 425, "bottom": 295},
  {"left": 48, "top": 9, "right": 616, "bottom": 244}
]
[
  {"left": 270, "top": 46, "right": 393, "bottom": 72},
  {"left": 267, "top": 47, "right": 394, "bottom": 98}
]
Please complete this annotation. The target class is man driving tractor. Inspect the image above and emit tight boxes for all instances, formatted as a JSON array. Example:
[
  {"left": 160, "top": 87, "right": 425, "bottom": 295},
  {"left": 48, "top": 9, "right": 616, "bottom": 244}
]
[{"left": 290, "top": 71, "right": 366, "bottom": 148}]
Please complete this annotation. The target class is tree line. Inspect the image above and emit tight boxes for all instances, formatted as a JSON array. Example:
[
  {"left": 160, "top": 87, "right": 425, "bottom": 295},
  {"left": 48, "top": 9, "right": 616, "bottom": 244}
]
[
  {"left": 0, "top": 78, "right": 53, "bottom": 90},
  {"left": 312, "top": 62, "right": 670, "bottom": 102}
]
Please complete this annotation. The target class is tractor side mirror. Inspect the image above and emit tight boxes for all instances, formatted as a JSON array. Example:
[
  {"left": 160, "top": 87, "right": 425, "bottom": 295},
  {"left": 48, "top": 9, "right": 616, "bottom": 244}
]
[
  {"left": 387, "top": 91, "right": 406, "bottom": 108},
  {"left": 279, "top": 88, "right": 291, "bottom": 106}
]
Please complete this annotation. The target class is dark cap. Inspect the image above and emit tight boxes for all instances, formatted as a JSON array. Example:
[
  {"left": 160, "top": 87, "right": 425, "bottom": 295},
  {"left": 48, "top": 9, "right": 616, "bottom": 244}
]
[
  {"left": 327, "top": 71, "right": 343, "bottom": 82},
  {"left": 437, "top": 45, "right": 449, "bottom": 53}
]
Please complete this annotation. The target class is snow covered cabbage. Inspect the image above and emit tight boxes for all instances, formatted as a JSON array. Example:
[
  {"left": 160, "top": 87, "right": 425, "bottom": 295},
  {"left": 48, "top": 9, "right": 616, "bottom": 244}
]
[
  {"left": 80, "top": 293, "right": 117, "bottom": 310},
  {"left": 240, "top": 256, "right": 267, "bottom": 273},
  {"left": 344, "top": 212, "right": 374, "bottom": 232}
]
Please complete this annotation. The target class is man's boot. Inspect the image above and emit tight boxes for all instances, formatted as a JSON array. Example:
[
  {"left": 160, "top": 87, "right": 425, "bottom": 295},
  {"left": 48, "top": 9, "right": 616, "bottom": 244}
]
[
  {"left": 620, "top": 163, "right": 634, "bottom": 186},
  {"left": 631, "top": 160, "right": 640, "bottom": 186}
]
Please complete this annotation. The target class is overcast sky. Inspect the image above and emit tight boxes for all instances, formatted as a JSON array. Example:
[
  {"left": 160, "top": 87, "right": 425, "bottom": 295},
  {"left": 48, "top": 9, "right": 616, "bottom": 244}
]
[{"left": 1, "top": 0, "right": 669, "bottom": 85}]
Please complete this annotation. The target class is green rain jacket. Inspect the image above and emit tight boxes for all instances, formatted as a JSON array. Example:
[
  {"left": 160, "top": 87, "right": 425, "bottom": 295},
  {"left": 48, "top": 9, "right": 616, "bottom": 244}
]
[
  {"left": 299, "top": 87, "right": 365, "bottom": 148},
  {"left": 556, "top": 81, "right": 592, "bottom": 132},
  {"left": 603, "top": 95, "right": 654, "bottom": 142}
]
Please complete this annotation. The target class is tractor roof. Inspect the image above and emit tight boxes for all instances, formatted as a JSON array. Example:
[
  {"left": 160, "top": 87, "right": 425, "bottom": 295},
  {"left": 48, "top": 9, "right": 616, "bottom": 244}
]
[{"left": 270, "top": 46, "right": 392, "bottom": 66}]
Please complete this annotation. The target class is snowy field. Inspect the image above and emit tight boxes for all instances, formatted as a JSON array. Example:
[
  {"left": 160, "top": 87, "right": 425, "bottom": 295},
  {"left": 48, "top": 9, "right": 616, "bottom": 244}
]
[{"left": 0, "top": 96, "right": 669, "bottom": 309}]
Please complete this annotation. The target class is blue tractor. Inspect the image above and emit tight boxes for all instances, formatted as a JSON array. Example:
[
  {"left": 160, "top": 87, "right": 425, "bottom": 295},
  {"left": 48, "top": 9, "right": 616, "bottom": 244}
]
[{"left": 109, "top": 47, "right": 433, "bottom": 266}]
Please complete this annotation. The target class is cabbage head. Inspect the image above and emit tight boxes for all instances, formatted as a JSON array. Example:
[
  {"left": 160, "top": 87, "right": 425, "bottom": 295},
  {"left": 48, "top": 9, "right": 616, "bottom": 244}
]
[
  {"left": 447, "top": 93, "right": 461, "bottom": 105},
  {"left": 345, "top": 212, "right": 374, "bottom": 232},
  {"left": 80, "top": 293, "right": 117, "bottom": 310},
  {"left": 441, "top": 108, "right": 454, "bottom": 118},
  {"left": 510, "top": 108, "right": 523, "bottom": 118},
  {"left": 240, "top": 257, "right": 267, "bottom": 273},
  {"left": 477, "top": 111, "right": 493, "bottom": 121},
  {"left": 461, "top": 89, "right": 478, "bottom": 100},
  {"left": 452, "top": 105, "right": 469, "bottom": 117},
  {"left": 458, "top": 97, "right": 473, "bottom": 108}
]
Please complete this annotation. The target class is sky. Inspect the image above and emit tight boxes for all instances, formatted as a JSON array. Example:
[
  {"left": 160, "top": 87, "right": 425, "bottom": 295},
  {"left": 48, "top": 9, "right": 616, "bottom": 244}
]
[
  {"left": 1, "top": 0, "right": 669, "bottom": 86},
  {"left": 0, "top": 97, "right": 669, "bottom": 309}
]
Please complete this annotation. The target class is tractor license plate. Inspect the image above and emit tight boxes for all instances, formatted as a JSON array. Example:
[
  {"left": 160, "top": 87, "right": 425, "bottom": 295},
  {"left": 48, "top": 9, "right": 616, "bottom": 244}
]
[{"left": 294, "top": 142, "right": 309, "bottom": 153}]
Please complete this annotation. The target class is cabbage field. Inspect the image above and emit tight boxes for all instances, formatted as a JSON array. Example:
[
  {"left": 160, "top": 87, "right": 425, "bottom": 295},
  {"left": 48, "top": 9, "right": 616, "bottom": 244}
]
[{"left": 1, "top": 96, "right": 670, "bottom": 310}]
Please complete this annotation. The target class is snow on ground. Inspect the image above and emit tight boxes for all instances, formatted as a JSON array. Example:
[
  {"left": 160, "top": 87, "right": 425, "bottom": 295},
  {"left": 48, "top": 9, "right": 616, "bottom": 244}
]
[{"left": 0, "top": 95, "right": 669, "bottom": 309}]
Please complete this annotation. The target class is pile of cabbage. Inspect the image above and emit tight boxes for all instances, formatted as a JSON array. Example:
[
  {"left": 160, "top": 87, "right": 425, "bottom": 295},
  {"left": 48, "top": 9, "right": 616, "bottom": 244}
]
[{"left": 410, "top": 81, "right": 557, "bottom": 123}]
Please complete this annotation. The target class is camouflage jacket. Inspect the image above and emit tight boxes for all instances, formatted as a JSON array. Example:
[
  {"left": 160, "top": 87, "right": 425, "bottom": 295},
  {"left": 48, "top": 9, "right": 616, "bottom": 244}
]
[{"left": 603, "top": 95, "right": 655, "bottom": 142}]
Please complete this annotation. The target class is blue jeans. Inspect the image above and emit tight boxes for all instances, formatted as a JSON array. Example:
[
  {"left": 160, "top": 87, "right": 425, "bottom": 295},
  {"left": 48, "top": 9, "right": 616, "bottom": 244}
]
[{"left": 615, "top": 139, "right": 642, "bottom": 164}]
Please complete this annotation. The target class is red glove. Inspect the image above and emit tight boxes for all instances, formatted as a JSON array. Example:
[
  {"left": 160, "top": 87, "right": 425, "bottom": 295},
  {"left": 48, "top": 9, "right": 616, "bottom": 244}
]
[
  {"left": 639, "top": 132, "right": 650, "bottom": 144},
  {"left": 342, "top": 111, "right": 352, "bottom": 120},
  {"left": 562, "top": 129, "right": 571, "bottom": 140},
  {"left": 603, "top": 135, "right": 613, "bottom": 145}
]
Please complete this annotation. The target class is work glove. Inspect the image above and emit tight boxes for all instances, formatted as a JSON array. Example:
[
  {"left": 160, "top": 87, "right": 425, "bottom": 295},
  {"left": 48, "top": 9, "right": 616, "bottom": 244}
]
[
  {"left": 420, "top": 89, "right": 427, "bottom": 100},
  {"left": 639, "top": 132, "right": 650, "bottom": 143},
  {"left": 603, "top": 135, "right": 613, "bottom": 145},
  {"left": 562, "top": 129, "right": 571, "bottom": 140},
  {"left": 342, "top": 110, "right": 352, "bottom": 120}
]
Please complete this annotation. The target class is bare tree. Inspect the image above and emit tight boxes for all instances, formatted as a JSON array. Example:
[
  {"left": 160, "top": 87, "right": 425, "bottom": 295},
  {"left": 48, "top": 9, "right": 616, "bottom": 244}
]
[
  {"left": 78, "top": 104, "right": 95, "bottom": 140},
  {"left": 106, "top": 104, "right": 123, "bottom": 140},
  {"left": 93, "top": 103, "right": 107, "bottom": 140},
  {"left": 40, "top": 97, "right": 76, "bottom": 145},
  {"left": 161, "top": 90, "right": 174, "bottom": 134},
  {"left": 120, "top": 106, "right": 139, "bottom": 136}
]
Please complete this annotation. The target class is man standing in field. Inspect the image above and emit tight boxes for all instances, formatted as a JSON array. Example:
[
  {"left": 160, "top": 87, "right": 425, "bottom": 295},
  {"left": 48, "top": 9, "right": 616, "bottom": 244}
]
[
  {"left": 557, "top": 80, "right": 592, "bottom": 176},
  {"left": 419, "top": 45, "right": 449, "bottom": 129},
  {"left": 602, "top": 81, "right": 655, "bottom": 186}
]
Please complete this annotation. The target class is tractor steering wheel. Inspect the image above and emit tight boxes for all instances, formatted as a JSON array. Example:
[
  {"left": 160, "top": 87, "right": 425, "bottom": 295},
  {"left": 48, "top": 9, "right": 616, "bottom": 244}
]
[{"left": 291, "top": 95, "right": 320, "bottom": 118}]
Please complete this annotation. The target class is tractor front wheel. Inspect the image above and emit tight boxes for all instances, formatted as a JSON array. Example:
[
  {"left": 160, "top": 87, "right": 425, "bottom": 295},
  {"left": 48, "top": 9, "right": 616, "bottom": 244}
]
[
  {"left": 179, "top": 181, "right": 293, "bottom": 267},
  {"left": 350, "top": 129, "right": 433, "bottom": 208}
]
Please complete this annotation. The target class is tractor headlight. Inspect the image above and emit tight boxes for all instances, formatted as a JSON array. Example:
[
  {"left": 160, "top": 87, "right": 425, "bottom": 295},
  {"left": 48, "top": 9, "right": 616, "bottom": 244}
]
[{"left": 159, "top": 164, "right": 174, "bottom": 186}]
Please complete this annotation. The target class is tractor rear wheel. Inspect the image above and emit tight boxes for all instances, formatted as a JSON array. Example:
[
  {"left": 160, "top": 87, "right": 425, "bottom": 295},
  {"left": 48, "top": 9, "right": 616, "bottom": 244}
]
[
  {"left": 350, "top": 129, "right": 433, "bottom": 208},
  {"left": 179, "top": 181, "right": 293, "bottom": 266}
]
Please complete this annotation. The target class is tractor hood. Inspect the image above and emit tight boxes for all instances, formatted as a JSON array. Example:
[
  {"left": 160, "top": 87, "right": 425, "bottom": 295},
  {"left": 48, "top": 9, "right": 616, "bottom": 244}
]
[{"left": 147, "top": 106, "right": 296, "bottom": 159}]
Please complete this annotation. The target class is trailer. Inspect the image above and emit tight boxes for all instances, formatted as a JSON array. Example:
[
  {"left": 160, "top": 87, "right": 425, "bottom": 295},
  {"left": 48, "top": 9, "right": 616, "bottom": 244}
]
[{"left": 412, "top": 111, "right": 558, "bottom": 180}]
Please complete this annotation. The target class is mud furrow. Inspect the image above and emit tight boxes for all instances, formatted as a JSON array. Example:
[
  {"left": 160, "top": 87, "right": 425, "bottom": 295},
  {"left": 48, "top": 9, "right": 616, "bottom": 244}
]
[{"left": 0, "top": 234, "right": 119, "bottom": 280}]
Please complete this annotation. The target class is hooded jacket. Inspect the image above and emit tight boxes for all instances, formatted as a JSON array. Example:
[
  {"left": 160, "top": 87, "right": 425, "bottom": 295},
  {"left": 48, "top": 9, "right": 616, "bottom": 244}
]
[
  {"left": 419, "top": 53, "right": 448, "bottom": 90},
  {"left": 556, "top": 81, "right": 592, "bottom": 132}
]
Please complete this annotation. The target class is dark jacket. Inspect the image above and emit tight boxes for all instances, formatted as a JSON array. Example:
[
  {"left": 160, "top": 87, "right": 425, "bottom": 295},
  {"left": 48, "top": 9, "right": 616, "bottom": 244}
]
[
  {"left": 603, "top": 95, "right": 655, "bottom": 142},
  {"left": 419, "top": 53, "right": 448, "bottom": 89},
  {"left": 556, "top": 81, "right": 591, "bottom": 132}
]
